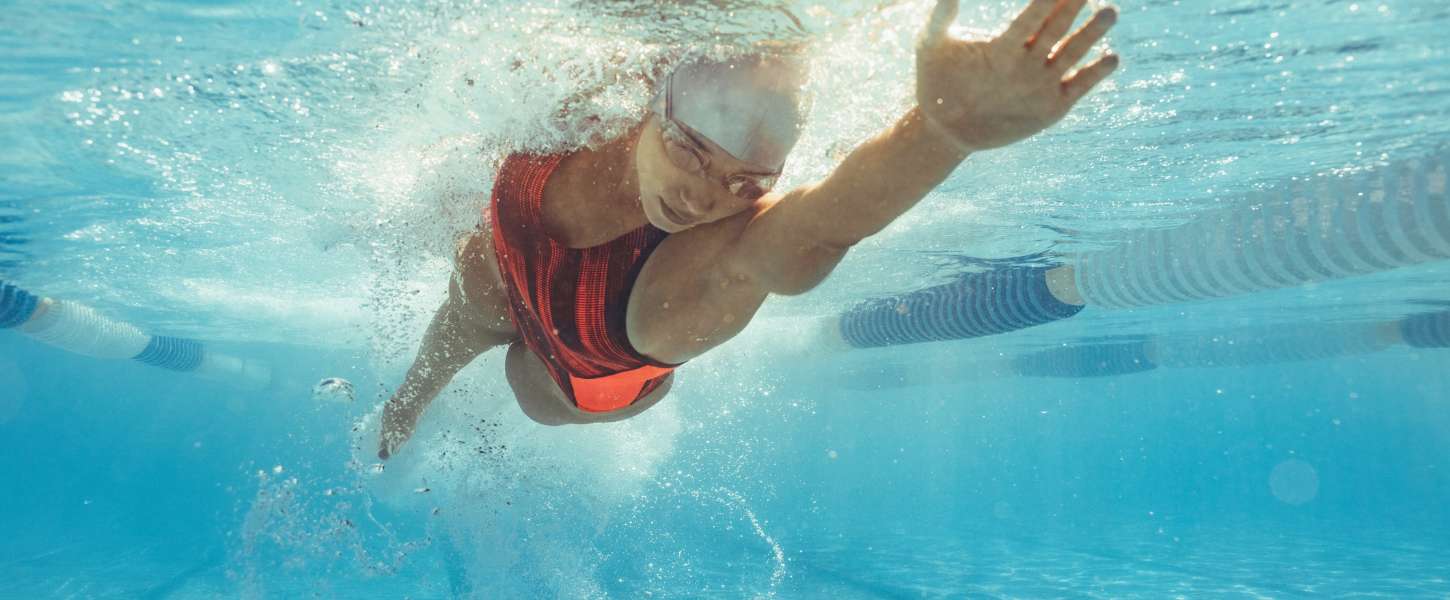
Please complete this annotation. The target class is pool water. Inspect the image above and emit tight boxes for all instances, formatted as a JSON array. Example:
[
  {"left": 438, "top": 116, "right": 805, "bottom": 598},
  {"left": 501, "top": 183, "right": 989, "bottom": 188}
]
[{"left": 3, "top": 0, "right": 1449, "bottom": 598}]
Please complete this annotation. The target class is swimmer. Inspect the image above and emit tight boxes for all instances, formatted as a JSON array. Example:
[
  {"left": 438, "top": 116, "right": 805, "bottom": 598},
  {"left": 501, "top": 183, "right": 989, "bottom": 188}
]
[{"left": 378, "top": 0, "right": 1120, "bottom": 459}]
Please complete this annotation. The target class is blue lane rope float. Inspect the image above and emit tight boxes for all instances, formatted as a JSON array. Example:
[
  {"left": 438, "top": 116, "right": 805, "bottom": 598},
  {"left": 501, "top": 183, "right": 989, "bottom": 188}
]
[
  {"left": 1399, "top": 310, "right": 1450, "bottom": 348},
  {"left": 837, "top": 266, "right": 1084, "bottom": 349},
  {"left": 1075, "top": 146, "right": 1450, "bottom": 309},
  {"left": 133, "top": 335, "right": 206, "bottom": 371},
  {"left": 1012, "top": 341, "right": 1156, "bottom": 379},
  {"left": 0, "top": 281, "right": 39, "bottom": 328},
  {"left": 1, "top": 280, "right": 270, "bottom": 388}
]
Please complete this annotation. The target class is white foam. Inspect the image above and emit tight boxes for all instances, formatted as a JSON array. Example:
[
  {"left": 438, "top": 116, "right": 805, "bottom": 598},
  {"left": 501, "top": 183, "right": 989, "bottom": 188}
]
[
  {"left": 351, "top": 359, "right": 683, "bottom": 513},
  {"left": 168, "top": 278, "right": 369, "bottom": 346}
]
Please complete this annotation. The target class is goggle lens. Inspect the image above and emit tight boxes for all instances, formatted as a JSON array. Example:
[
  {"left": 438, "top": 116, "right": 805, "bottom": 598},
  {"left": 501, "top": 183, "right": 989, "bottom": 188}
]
[{"left": 660, "top": 119, "right": 777, "bottom": 201}]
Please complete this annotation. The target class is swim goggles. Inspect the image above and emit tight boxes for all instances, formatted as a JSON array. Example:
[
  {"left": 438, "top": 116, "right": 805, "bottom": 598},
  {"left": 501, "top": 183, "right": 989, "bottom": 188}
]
[{"left": 657, "top": 73, "right": 780, "bottom": 201}]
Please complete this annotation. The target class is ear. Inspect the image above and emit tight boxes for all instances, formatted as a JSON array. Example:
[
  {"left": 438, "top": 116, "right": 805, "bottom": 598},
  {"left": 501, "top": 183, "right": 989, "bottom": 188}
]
[
  {"left": 634, "top": 116, "right": 659, "bottom": 155},
  {"left": 630, "top": 118, "right": 657, "bottom": 179}
]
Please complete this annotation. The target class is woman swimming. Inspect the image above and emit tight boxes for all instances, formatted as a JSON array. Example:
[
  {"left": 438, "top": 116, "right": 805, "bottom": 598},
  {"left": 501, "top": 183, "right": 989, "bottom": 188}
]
[{"left": 378, "top": 0, "right": 1120, "bottom": 459}]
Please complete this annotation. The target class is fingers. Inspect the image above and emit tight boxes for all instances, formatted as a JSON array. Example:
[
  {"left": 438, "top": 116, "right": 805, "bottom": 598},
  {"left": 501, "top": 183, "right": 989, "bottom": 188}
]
[
  {"left": 1029, "top": 0, "right": 1088, "bottom": 56},
  {"left": 1049, "top": 7, "right": 1117, "bottom": 72},
  {"left": 379, "top": 433, "right": 409, "bottom": 460},
  {"left": 1063, "top": 53, "right": 1120, "bottom": 102},
  {"left": 378, "top": 423, "right": 408, "bottom": 461},
  {"left": 921, "top": 0, "right": 960, "bottom": 48},
  {"left": 1004, "top": 0, "right": 1060, "bottom": 42}
]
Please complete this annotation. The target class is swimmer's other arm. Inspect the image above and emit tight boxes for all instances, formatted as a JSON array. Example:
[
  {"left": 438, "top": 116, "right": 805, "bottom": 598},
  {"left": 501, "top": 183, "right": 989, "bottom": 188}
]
[
  {"left": 378, "top": 275, "right": 501, "bottom": 460},
  {"left": 728, "top": 0, "right": 1119, "bottom": 294}
]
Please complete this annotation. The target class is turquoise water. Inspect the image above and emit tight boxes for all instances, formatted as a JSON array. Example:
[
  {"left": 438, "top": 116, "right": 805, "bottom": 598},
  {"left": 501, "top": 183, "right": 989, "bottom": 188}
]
[{"left": 3, "top": 0, "right": 1450, "bottom": 597}]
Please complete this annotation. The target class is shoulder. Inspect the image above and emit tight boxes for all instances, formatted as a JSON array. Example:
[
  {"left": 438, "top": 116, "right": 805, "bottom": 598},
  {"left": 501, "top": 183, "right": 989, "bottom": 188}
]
[
  {"left": 453, "top": 227, "right": 506, "bottom": 295},
  {"left": 664, "top": 202, "right": 763, "bottom": 264},
  {"left": 454, "top": 227, "right": 492, "bottom": 265},
  {"left": 652, "top": 195, "right": 788, "bottom": 279},
  {"left": 714, "top": 194, "right": 787, "bottom": 274},
  {"left": 633, "top": 207, "right": 760, "bottom": 300}
]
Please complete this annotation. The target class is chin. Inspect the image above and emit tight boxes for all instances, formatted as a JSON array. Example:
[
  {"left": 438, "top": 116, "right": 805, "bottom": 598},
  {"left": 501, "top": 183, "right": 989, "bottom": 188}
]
[
  {"left": 641, "top": 195, "right": 690, "bottom": 233},
  {"left": 652, "top": 215, "right": 692, "bottom": 233},
  {"left": 643, "top": 203, "right": 685, "bottom": 233}
]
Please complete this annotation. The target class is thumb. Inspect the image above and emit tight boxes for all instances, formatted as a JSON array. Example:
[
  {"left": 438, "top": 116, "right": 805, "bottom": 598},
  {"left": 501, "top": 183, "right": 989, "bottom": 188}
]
[{"left": 921, "top": 0, "right": 959, "bottom": 48}]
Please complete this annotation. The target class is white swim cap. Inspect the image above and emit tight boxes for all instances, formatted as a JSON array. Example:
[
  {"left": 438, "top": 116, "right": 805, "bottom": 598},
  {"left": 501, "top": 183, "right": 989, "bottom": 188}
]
[{"left": 656, "top": 53, "right": 809, "bottom": 172}]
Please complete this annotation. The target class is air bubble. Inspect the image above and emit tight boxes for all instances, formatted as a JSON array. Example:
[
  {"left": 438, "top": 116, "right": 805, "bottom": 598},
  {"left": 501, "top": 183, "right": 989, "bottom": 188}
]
[{"left": 1269, "top": 459, "right": 1319, "bottom": 505}]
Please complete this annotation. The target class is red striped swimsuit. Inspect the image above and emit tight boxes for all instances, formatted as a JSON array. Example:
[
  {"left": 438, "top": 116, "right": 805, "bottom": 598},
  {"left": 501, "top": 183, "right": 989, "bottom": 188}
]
[{"left": 488, "top": 153, "right": 678, "bottom": 413}]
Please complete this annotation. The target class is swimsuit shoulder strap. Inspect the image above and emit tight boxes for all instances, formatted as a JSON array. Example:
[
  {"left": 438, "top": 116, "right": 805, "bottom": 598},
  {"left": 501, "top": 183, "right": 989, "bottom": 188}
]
[{"left": 494, "top": 153, "right": 566, "bottom": 227}]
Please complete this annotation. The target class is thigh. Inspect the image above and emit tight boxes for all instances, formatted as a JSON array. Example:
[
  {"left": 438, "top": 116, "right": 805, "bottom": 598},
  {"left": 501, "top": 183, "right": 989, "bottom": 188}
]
[{"left": 504, "top": 343, "right": 674, "bottom": 426}]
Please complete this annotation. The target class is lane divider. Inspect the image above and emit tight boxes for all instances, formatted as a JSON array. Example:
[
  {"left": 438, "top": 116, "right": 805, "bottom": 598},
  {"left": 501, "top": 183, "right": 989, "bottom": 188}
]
[
  {"left": 827, "top": 146, "right": 1449, "bottom": 351},
  {"left": 1075, "top": 147, "right": 1450, "bottom": 309},
  {"left": 838, "top": 266, "right": 1082, "bottom": 349},
  {"left": 2, "top": 280, "right": 271, "bottom": 388}
]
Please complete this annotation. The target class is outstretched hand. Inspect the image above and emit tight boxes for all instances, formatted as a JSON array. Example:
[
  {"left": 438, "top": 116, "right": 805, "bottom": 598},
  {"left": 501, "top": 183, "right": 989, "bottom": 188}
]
[
  {"left": 377, "top": 398, "right": 418, "bottom": 461},
  {"left": 917, "top": 0, "right": 1119, "bottom": 152}
]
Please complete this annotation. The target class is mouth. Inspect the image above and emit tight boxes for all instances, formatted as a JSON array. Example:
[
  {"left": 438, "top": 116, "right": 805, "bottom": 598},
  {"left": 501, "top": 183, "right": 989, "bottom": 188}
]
[{"left": 658, "top": 195, "right": 696, "bottom": 228}]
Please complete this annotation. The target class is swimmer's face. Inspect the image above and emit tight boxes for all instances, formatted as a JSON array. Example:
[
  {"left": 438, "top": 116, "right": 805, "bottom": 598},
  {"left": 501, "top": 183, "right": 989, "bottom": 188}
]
[{"left": 636, "top": 114, "right": 780, "bottom": 233}]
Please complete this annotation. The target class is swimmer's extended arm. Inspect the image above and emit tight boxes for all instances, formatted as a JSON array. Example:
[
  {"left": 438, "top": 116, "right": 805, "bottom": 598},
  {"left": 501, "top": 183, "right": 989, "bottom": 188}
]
[
  {"left": 729, "top": 0, "right": 1118, "bottom": 294},
  {"left": 378, "top": 275, "right": 499, "bottom": 460}
]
